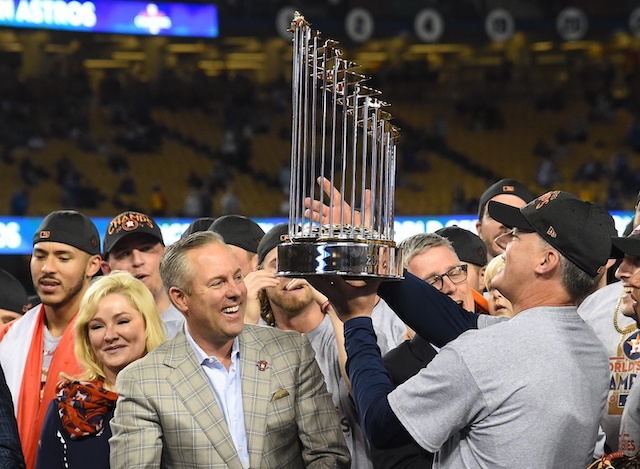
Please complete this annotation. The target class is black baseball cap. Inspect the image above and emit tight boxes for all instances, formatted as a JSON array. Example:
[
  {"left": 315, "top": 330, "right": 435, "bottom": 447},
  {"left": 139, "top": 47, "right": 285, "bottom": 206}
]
[
  {"left": 103, "top": 211, "right": 163, "bottom": 255},
  {"left": 257, "top": 223, "right": 290, "bottom": 266},
  {"left": 0, "top": 269, "right": 28, "bottom": 314},
  {"left": 488, "top": 191, "right": 614, "bottom": 277},
  {"left": 181, "top": 217, "right": 216, "bottom": 239},
  {"left": 477, "top": 178, "right": 535, "bottom": 218},
  {"left": 33, "top": 210, "right": 100, "bottom": 255},
  {"left": 435, "top": 226, "right": 487, "bottom": 267},
  {"left": 209, "top": 215, "right": 265, "bottom": 254},
  {"left": 611, "top": 228, "right": 640, "bottom": 258}
]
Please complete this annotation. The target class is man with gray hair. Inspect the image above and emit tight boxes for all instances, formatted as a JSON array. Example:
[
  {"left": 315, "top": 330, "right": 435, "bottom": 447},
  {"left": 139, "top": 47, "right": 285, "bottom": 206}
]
[
  {"left": 110, "top": 231, "right": 349, "bottom": 468},
  {"left": 309, "top": 190, "right": 614, "bottom": 468},
  {"left": 373, "top": 232, "right": 487, "bottom": 468},
  {"left": 399, "top": 233, "right": 476, "bottom": 313}
]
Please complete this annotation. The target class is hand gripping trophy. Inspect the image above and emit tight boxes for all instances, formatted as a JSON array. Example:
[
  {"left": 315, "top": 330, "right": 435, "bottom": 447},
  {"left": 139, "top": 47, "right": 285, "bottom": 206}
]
[{"left": 277, "top": 12, "right": 403, "bottom": 279}]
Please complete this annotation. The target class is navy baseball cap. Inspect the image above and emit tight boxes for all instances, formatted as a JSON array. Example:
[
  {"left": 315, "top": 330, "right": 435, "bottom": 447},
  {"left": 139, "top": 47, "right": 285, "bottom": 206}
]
[
  {"left": 478, "top": 178, "right": 534, "bottom": 218},
  {"left": 488, "top": 191, "right": 614, "bottom": 277},
  {"left": 435, "top": 226, "right": 487, "bottom": 267},
  {"left": 209, "top": 215, "right": 265, "bottom": 254},
  {"left": 33, "top": 210, "right": 100, "bottom": 255}
]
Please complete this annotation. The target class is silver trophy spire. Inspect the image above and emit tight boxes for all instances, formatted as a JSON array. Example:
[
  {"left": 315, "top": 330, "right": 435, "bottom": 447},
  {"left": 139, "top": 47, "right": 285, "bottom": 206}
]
[{"left": 278, "top": 12, "right": 402, "bottom": 279}]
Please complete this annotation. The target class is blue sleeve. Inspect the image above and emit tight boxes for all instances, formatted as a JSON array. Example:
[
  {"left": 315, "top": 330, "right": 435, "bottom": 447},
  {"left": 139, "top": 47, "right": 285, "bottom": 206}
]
[
  {"left": 0, "top": 365, "right": 25, "bottom": 469},
  {"left": 344, "top": 317, "right": 413, "bottom": 449},
  {"left": 377, "top": 269, "right": 479, "bottom": 347}
]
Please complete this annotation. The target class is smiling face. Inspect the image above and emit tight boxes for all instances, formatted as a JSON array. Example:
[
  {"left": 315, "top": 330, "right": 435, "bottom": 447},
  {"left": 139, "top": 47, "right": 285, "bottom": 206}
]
[
  {"left": 173, "top": 242, "right": 247, "bottom": 352},
  {"left": 262, "top": 247, "right": 314, "bottom": 314},
  {"left": 615, "top": 254, "right": 640, "bottom": 325},
  {"left": 88, "top": 293, "right": 147, "bottom": 387},
  {"left": 407, "top": 244, "right": 474, "bottom": 312},
  {"left": 103, "top": 234, "right": 165, "bottom": 300}
]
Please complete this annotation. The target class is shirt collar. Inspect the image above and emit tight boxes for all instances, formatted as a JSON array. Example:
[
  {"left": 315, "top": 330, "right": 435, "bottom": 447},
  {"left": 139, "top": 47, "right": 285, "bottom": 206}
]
[{"left": 184, "top": 321, "right": 240, "bottom": 365}]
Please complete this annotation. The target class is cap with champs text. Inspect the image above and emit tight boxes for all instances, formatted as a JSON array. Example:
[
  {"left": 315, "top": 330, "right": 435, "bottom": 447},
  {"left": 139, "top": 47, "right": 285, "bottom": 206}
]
[
  {"left": 33, "top": 210, "right": 100, "bottom": 255},
  {"left": 488, "top": 191, "right": 614, "bottom": 278},
  {"left": 103, "top": 211, "right": 163, "bottom": 255},
  {"left": 477, "top": 178, "right": 535, "bottom": 218}
]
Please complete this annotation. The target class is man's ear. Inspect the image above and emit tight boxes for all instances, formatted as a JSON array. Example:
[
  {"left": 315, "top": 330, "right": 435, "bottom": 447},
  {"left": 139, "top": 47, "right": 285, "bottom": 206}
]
[
  {"left": 475, "top": 220, "right": 483, "bottom": 237},
  {"left": 100, "top": 260, "right": 112, "bottom": 276},
  {"left": 536, "top": 248, "right": 560, "bottom": 276},
  {"left": 478, "top": 265, "right": 487, "bottom": 291},
  {"left": 169, "top": 286, "right": 188, "bottom": 315},
  {"left": 87, "top": 255, "right": 103, "bottom": 278},
  {"left": 605, "top": 258, "right": 617, "bottom": 270}
]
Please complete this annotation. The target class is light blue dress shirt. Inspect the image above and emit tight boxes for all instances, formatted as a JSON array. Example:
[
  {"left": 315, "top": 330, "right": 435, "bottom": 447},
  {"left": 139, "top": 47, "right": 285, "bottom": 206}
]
[{"left": 184, "top": 324, "right": 249, "bottom": 468}]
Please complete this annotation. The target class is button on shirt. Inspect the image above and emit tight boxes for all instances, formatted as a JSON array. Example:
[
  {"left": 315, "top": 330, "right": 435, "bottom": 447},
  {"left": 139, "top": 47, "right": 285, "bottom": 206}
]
[{"left": 185, "top": 324, "right": 249, "bottom": 468}]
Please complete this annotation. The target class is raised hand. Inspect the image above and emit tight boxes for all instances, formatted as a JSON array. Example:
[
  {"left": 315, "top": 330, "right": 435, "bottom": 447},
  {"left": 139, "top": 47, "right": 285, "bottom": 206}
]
[
  {"left": 243, "top": 270, "right": 280, "bottom": 324},
  {"left": 304, "top": 177, "right": 373, "bottom": 228},
  {"left": 304, "top": 274, "right": 381, "bottom": 322}
]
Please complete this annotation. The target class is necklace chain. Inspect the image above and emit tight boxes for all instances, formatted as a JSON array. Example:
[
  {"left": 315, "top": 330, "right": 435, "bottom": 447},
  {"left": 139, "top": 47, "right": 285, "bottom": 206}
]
[{"left": 614, "top": 295, "right": 638, "bottom": 335}]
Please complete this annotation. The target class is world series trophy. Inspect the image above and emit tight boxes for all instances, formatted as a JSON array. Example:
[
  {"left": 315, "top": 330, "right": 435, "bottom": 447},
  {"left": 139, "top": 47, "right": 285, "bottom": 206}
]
[{"left": 277, "top": 12, "right": 403, "bottom": 279}]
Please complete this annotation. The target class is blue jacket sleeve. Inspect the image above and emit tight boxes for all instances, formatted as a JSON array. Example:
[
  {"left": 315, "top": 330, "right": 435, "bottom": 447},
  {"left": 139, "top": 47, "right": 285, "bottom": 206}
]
[
  {"left": 0, "top": 365, "right": 26, "bottom": 469},
  {"left": 377, "top": 270, "right": 479, "bottom": 348},
  {"left": 344, "top": 317, "right": 413, "bottom": 449}
]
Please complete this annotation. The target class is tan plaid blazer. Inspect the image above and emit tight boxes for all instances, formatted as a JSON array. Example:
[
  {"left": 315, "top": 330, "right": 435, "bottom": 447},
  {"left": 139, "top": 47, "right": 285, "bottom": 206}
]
[{"left": 109, "top": 325, "right": 350, "bottom": 469}]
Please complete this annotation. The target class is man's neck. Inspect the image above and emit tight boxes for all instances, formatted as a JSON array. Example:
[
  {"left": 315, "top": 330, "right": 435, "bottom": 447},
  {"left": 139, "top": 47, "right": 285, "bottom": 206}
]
[
  {"left": 272, "top": 303, "right": 324, "bottom": 334},
  {"left": 44, "top": 298, "right": 82, "bottom": 338},
  {"left": 155, "top": 291, "right": 171, "bottom": 315},
  {"left": 512, "top": 284, "right": 574, "bottom": 315},
  {"left": 194, "top": 335, "right": 234, "bottom": 371}
]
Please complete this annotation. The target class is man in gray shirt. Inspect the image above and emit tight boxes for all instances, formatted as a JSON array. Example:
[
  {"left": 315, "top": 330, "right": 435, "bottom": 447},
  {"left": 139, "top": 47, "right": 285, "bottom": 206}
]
[{"left": 310, "top": 190, "right": 613, "bottom": 468}]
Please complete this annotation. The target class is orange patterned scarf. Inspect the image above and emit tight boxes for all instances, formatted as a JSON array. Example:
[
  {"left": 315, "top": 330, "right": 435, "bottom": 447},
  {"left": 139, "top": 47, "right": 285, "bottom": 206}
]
[{"left": 56, "top": 379, "right": 117, "bottom": 439}]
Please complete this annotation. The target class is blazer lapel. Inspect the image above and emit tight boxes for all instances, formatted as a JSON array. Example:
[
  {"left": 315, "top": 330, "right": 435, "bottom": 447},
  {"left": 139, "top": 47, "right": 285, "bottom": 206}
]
[
  {"left": 239, "top": 328, "right": 272, "bottom": 469},
  {"left": 165, "top": 330, "right": 244, "bottom": 469}
]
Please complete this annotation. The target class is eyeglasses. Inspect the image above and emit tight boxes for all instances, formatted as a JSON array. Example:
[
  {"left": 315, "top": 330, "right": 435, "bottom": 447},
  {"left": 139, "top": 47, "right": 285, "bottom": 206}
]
[{"left": 425, "top": 264, "right": 468, "bottom": 291}]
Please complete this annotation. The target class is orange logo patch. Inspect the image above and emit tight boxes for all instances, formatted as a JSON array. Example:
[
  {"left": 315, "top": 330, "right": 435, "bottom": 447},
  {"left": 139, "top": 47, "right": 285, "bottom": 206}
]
[
  {"left": 535, "top": 191, "right": 560, "bottom": 209},
  {"left": 279, "top": 233, "right": 290, "bottom": 242},
  {"left": 546, "top": 226, "right": 557, "bottom": 238},
  {"left": 39, "top": 230, "right": 50, "bottom": 239},
  {"left": 502, "top": 185, "right": 515, "bottom": 193}
]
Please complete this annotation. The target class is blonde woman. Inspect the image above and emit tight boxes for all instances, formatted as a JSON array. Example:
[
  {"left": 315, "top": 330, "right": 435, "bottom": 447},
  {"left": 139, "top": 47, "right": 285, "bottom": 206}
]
[
  {"left": 484, "top": 255, "right": 515, "bottom": 317},
  {"left": 35, "top": 271, "right": 166, "bottom": 469}
]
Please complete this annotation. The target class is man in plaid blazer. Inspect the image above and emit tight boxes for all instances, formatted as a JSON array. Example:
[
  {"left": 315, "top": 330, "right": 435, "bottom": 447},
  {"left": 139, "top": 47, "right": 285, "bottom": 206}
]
[{"left": 110, "top": 231, "right": 349, "bottom": 469}]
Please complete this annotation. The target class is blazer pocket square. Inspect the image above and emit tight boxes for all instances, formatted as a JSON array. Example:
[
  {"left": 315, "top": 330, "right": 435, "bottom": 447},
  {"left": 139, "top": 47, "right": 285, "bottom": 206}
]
[{"left": 271, "top": 389, "right": 290, "bottom": 401}]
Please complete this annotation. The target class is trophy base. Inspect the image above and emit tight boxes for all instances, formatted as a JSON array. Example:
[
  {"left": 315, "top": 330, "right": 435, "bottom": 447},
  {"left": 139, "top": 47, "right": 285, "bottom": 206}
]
[{"left": 277, "top": 241, "right": 403, "bottom": 280}]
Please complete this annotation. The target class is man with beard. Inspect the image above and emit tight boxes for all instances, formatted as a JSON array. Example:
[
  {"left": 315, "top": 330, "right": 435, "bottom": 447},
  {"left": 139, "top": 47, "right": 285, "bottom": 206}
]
[
  {"left": 101, "top": 211, "right": 183, "bottom": 338},
  {"left": 475, "top": 178, "right": 534, "bottom": 262},
  {"left": 257, "top": 223, "right": 398, "bottom": 469},
  {"left": 0, "top": 210, "right": 101, "bottom": 469}
]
